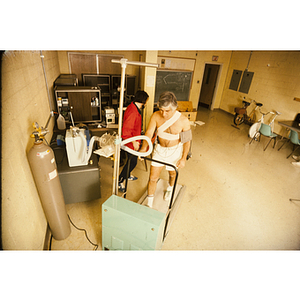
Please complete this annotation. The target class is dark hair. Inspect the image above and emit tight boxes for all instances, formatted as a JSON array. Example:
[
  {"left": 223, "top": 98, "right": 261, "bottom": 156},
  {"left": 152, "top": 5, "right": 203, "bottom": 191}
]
[
  {"left": 133, "top": 90, "right": 149, "bottom": 104},
  {"left": 158, "top": 91, "right": 177, "bottom": 110}
]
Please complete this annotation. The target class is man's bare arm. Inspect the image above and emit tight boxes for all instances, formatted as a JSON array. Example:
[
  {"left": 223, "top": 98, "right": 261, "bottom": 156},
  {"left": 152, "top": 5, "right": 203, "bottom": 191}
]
[
  {"left": 139, "top": 112, "right": 158, "bottom": 152},
  {"left": 176, "top": 117, "right": 192, "bottom": 168}
]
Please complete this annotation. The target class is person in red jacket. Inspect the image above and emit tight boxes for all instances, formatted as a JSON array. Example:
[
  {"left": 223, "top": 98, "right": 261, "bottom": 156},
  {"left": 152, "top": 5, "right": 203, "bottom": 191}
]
[{"left": 118, "top": 90, "right": 149, "bottom": 192}]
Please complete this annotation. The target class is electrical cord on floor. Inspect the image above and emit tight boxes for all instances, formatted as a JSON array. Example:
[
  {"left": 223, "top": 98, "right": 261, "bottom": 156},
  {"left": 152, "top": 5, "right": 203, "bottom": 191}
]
[
  {"left": 67, "top": 214, "right": 98, "bottom": 250},
  {"left": 48, "top": 215, "right": 98, "bottom": 250},
  {"left": 49, "top": 234, "right": 53, "bottom": 250}
]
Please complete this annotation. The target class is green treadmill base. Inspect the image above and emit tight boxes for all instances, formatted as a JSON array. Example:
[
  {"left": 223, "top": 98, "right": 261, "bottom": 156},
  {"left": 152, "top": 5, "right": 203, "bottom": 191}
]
[
  {"left": 102, "top": 195, "right": 166, "bottom": 250},
  {"left": 102, "top": 179, "right": 186, "bottom": 250}
]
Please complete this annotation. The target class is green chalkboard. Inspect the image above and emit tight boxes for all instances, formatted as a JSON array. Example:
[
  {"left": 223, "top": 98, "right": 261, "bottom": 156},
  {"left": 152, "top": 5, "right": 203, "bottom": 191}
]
[{"left": 154, "top": 70, "right": 192, "bottom": 103}]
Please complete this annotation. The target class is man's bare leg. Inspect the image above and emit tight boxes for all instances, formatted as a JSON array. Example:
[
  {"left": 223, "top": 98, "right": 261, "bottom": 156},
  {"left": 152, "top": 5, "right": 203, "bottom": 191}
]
[
  {"left": 168, "top": 170, "right": 176, "bottom": 186},
  {"left": 164, "top": 170, "right": 176, "bottom": 201},
  {"left": 147, "top": 165, "right": 163, "bottom": 207}
]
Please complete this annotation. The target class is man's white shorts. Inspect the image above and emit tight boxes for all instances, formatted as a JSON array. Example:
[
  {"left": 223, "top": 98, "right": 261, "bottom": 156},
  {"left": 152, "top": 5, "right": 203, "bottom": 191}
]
[{"left": 151, "top": 143, "right": 183, "bottom": 171}]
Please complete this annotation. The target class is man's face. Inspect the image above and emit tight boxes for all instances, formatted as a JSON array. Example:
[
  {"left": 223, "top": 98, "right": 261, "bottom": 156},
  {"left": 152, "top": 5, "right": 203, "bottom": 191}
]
[{"left": 159, "top": 105, "right": 176, "bottom": 120}]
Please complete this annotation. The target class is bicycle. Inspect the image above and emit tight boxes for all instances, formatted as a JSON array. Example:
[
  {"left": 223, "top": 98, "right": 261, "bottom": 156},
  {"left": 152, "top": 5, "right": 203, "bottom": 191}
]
[{"left": 233, "top": 98, "right": 263, "bottom": 127}]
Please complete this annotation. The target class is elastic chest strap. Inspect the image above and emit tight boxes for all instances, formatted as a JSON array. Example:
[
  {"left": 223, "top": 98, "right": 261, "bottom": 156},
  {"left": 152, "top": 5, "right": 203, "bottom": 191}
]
[{"left": 157, "top": 111, "right": 181, "bottom": 136}]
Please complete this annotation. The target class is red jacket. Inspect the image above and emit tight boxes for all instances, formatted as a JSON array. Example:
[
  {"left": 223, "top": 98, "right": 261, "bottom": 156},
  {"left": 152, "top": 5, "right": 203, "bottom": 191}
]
[{"left": 121, "top": 102, "right": 142, "bottom": 150}]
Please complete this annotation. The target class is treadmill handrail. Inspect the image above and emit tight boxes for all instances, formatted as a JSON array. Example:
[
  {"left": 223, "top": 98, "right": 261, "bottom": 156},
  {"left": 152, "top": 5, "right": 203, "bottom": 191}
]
[
  {"left": 142, "top": 157, "right": 178, "bottom": 210},
  {"left": 121, "top": 146, "right": 180, "bottom": 241}
]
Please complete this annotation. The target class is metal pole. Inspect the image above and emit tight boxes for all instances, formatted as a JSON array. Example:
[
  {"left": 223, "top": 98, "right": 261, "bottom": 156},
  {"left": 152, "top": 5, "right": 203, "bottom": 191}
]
[
  {"left": 40, "top": 51, "right": 53, "bottom": 112},
  {"left": 111, "top": 59, "right": 158, "bottom": 195},
  {"left": 111, "top": 59, "right": 158, "bottom": 69},
  {"left": 112, "top": 141, "right": 121, "bottom": 195},
  {"left": 44, "top": 111, "right": 54, "bottom": 129},
  {"left": 117, "top": 60, "right": 127, "bottom": 135},
  {"left": 112, "top": 59, "right": 127, "bottom": 195}
]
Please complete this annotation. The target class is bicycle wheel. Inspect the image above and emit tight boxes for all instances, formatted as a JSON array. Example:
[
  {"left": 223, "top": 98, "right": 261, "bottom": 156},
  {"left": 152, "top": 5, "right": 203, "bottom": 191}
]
[
  {"left": 234, "top": 113, "right": 245, "bottom": 126},
  {"left": 249, "top": 122, "right": 261, "bottom": 138}
]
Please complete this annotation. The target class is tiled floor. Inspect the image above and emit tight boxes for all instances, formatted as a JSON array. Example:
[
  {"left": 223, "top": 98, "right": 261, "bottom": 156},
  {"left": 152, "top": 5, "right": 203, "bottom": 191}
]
[{"left": 49, "top": 107, "right": 300, "bottom": 250}]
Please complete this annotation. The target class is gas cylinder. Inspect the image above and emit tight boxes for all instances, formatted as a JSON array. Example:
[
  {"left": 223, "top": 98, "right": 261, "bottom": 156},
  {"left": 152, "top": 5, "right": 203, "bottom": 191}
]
[{"left": 28, "top": 140, "right": 71, "bottom": 240}]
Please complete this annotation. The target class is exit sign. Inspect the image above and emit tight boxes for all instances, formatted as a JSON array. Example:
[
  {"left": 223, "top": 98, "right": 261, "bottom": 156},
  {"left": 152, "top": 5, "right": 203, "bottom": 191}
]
[{"left": 212, "top": 56, "right": 219, "bottom": 61}]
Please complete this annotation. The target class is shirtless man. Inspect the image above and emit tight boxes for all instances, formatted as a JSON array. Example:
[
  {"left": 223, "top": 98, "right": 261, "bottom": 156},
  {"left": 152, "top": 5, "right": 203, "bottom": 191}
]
[{"left": 139, "top": 91, "right": 192, "bottom": 208}]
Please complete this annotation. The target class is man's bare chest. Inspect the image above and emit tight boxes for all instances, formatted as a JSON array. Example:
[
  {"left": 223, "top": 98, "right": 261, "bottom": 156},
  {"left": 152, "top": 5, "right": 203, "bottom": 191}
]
[{"left": 156, "top": 118, "right": 182, "bottom": 134}]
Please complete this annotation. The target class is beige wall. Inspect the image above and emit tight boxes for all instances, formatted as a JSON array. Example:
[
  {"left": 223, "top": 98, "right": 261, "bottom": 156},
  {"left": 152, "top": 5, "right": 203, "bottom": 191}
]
[
  {"left": 159, "top": 50, "right": 300, "bottom": 136},
  {"left": 57, "top": 50, "right": 144, "bottom": 79},
  {"left": 220, "top": 51, "right": 300, "bottom": 136},
  {"left": 57, "top": 50, "right": 233, "bottom": 112},
  {"left": 2, "top": 51, "right": 60, "bottom": 249},
  {"left": 157, "top": 50, "right": 232, "bottom": 109}
]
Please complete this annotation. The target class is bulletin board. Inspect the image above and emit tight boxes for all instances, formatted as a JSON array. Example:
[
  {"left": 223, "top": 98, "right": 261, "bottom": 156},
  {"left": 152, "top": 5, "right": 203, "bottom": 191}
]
[{"left": 154, "top": 70, "right": 193, "bottom": 103}]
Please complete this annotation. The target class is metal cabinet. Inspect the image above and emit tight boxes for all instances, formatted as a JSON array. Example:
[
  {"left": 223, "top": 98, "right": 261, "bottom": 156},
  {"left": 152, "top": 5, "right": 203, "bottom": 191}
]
[
  {"left": 54, "top": 74, "right": 78, "bottom": 87},
  {"left": 82, "top": 74, "right": 136, "bottom": 107},
  {"left": 82, "top": 74, "right": 111, "bottom": 107},
  {"left": 52, "top": 146, "right": 101, "bottom": 204},
  {"left": 54, "top": 86, "right": 102, "bottom": 123}
]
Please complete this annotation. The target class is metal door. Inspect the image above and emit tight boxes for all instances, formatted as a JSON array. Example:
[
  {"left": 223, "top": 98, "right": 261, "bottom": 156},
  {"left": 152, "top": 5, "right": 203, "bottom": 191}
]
[{"left": 198, "top": 64, "right": 220, "bottom": 109}]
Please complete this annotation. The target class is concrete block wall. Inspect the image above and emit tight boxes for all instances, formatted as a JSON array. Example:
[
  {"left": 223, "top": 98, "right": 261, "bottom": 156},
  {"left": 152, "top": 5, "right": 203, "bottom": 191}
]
[
  {"left": 1, "top": 51, "right": 60, "bottom": 250},
  {"left": 220, "top": 51, "right": 300, "bottom": 136},
  {"left": 157, "top": 50, "right": 232, "bottom": 110}
]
